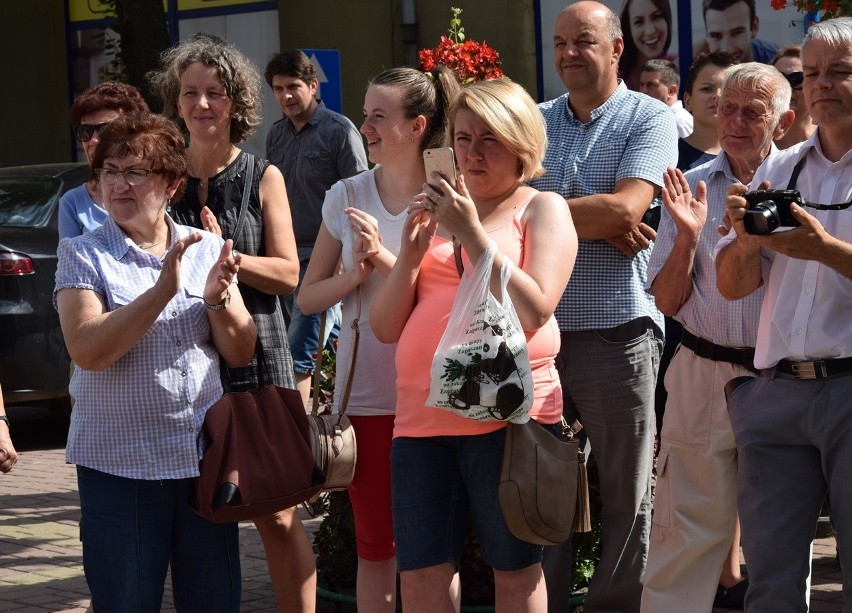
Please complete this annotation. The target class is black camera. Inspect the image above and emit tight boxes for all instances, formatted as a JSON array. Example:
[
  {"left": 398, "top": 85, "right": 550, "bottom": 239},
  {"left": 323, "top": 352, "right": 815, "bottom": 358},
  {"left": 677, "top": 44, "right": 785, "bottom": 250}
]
[{"left": 742, "top": 189, "right": 802, "bottom": 235}]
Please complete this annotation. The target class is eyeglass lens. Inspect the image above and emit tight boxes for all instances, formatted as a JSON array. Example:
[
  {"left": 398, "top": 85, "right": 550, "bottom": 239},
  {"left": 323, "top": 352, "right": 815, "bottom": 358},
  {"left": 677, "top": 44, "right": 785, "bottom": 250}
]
[
  {"left": 785, "top": 71, "right": 804, "bottom": 89},
  {"left": 74, "top": 122, "right": 108, "bottom": 143},
  {"left": 97, "top": 169, "right": 152, "bottom": 186}
]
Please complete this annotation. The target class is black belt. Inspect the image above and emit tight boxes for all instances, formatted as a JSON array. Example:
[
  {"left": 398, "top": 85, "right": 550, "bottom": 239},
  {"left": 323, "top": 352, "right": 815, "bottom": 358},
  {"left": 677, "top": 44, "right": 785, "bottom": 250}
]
[
  {"left": 776, "top": 357, "right": 852, "bottom": 380},
  {"left": 680, "top": 329, "right": 756, "bottom": 370}
]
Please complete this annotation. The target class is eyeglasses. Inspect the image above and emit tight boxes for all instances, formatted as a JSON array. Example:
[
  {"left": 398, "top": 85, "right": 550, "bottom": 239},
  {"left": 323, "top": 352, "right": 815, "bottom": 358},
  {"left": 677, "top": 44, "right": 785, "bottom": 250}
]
[
  {"left": 784, "top": 71, "right": 804, "bottom": 91},
  {"left": 95, "top": 168, "right": 160, "bottom": 186},
  {"left": 74, "top": 122, "right": 109, "bottom": 143}
]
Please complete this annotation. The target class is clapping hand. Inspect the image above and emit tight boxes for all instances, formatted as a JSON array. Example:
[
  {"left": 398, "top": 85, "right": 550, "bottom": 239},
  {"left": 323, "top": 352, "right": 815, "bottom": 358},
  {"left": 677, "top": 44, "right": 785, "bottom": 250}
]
[
  {"left": 661, "top": 167, "right": 707, "bottom": 240},
  {"left": 157, "top": 233, "right": 204, "bottom": 297},
  {"left": 204, "top": 239, "right": 241, "bottom": 306},
  {"left": 200, "top": 206, "right": 222, "bottom": 237},
  {"left": 347, "top": 209, "right": 382, "bottom": 283}
]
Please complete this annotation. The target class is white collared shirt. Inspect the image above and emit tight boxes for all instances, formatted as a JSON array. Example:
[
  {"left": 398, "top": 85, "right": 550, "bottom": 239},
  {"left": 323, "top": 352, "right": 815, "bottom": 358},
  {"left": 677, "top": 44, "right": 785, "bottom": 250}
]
[
  {"left": 715, "top": 129, "right": 852, "bottom": 368},
  {"left": 670, "top": 100, "right": 693, "bottom": 138}
]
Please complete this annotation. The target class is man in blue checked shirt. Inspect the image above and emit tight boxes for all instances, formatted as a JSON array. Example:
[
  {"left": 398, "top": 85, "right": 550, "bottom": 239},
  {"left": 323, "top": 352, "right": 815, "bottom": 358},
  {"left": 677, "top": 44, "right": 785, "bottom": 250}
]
[
  {"left": 641, "top": 62, "right": 793, "bottom": 612},
  {"left": 528, "top": 2, "right": 677, "bottom": 611}
]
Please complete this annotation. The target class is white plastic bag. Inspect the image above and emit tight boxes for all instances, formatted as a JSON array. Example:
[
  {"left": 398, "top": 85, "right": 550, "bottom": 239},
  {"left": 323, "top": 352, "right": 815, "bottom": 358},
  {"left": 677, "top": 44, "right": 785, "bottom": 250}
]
[{"left": 426, "top": 241, "right": 533, "bottom": 423}]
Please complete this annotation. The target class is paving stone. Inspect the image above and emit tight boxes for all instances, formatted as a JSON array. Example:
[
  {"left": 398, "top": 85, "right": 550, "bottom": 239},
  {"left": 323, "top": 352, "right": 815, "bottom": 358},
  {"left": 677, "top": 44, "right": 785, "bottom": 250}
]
[{"left": 0, "top": 446, "right": 845, "bottom": 612}]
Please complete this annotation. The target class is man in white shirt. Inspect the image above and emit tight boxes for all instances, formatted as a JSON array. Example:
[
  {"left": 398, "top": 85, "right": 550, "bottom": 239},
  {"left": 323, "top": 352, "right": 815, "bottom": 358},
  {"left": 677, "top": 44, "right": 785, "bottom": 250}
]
[
  {"left": 639, "top": 59, "right": 693, "bottom": 137},
  {"left": 715, "top": 16, "right": 852, "bottom": 611}
]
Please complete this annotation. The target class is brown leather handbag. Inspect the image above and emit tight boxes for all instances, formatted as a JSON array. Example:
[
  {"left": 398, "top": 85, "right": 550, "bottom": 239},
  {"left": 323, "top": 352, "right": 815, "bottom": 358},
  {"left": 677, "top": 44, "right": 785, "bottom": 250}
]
[
  {"left": 498, "top": 417, "right": 591, "bottom": 545},
  {"left": 193, "top": 385, "right": 324, "bottom": 523}
]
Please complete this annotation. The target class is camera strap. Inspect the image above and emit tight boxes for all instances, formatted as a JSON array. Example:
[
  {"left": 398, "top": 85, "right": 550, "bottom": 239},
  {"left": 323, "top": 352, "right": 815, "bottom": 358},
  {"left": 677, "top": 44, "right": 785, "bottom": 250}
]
[{"left": 787, "top": 157, "right": 852, "bottom": 211}]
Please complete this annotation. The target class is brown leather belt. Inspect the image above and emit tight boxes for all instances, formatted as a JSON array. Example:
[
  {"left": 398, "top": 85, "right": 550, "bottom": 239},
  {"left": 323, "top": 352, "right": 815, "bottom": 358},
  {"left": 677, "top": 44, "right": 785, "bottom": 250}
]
[
  {"left": 776, "top": 357, "right": 852, "bottom": 380},
  {"left": 680, "top": 329, "right": 756, "bottom": 371}
]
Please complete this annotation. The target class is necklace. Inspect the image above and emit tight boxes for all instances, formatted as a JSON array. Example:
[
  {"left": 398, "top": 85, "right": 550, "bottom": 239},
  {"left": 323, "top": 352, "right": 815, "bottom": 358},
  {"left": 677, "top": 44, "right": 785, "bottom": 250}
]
[{"left": 137, "top": 237, "right": 166, "bottom": 250}]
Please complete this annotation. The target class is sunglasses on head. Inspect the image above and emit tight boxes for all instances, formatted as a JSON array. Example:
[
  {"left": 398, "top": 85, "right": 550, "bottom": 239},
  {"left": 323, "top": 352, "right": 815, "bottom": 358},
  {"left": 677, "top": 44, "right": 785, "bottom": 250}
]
[
  {"left": 74, "top": 122, "right": 109, "bottom": 143},
  {"left": 784, "top": 71, "right": 804, "bottom": 90}
]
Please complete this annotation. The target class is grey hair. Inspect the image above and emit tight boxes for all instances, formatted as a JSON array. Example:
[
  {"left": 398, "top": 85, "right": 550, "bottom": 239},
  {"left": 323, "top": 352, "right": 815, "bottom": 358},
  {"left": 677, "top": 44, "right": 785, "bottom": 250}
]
[
  {"left": 803, "top": 16, "right": 852, "bottom": 51},
  {"left": 148, "top": 33, "right": 262, "bottom": 144},
  {"left": 605, "top": 6, "right": 622, "bottom": 41},
  {"left": 721, "top": 62, "right": 791, "bottom": 127}
]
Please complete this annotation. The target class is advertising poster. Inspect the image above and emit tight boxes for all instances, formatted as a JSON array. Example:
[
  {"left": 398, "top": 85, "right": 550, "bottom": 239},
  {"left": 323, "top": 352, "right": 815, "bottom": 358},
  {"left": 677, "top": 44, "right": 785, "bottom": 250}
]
[{"left": 539, "top": 0, "right": 810, "bottom": 100}]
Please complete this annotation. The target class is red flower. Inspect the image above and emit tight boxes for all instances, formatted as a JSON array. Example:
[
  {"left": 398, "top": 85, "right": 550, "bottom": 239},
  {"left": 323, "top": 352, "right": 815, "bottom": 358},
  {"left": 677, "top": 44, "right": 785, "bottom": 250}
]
[
  {"left": 770, "top": 0, "right": 850, "bottom": 15},
  {"left": 418, "top": 13, "right": 503, "bottom": 84}
]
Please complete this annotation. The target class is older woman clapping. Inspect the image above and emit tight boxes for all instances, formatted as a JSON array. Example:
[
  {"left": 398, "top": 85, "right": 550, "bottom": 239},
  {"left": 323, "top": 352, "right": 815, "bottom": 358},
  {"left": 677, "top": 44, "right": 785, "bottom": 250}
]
[{"left": 55, "top": 111, "right": 255, "bottom": 612}]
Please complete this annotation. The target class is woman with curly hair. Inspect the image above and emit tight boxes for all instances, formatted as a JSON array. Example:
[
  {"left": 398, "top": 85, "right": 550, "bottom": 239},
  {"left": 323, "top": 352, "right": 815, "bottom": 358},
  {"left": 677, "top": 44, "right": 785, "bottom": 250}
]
[{"left": 149, "top": 34, "right": 311, "bottom": 613}]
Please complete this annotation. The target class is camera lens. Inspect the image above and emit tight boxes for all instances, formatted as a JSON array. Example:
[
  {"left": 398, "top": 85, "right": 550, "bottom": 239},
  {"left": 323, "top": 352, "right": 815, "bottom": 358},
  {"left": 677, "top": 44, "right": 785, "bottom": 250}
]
[{"left": 743, "top": 201, "right": 780, "bottom": 235}]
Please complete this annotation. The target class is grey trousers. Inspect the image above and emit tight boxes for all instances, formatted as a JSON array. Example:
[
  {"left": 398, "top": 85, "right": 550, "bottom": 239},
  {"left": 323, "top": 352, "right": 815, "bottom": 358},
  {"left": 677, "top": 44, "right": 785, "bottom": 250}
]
[
  {"left": 544, "top": 319, "right": 661, "bottom": 613},
  {"left": 727, "top": 369, "right": 852, "bottom": 613}
]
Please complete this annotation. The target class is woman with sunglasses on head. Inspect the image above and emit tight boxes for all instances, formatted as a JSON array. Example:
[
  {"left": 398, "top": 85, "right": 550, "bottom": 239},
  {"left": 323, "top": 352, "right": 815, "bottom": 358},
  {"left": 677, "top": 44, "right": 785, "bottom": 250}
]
[
  {"left": 55, "top": 111, "right": 256, "bottom": 611},
  {"left": 771, "top": 45, "right": 815, "bottom": 150},
  {"left": 60, "top": 82, "right": 150, "bottom": 239},
  {"left": 150, "top": 34, "right": 313, "bottom": 613}
]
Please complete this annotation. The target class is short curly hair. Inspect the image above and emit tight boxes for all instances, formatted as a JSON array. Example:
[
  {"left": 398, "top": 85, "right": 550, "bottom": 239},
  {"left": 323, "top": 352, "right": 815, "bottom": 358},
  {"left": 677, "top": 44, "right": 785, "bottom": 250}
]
[
  {"left": 148, "top": 33, "right": 262, "bottom": 144},
  {"left": 91, "top": 112, "right": 189, "bottom": 202},
  {"left": 69, "top": 82, "right": 149, "bottom": 126}
]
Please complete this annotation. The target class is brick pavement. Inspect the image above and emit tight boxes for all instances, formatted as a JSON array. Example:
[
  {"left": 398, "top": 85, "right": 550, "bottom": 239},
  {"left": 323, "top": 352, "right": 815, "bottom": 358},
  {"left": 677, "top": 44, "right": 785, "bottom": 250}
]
[{"left": 0, "top": 407, "right": 844, "bottom": 612}]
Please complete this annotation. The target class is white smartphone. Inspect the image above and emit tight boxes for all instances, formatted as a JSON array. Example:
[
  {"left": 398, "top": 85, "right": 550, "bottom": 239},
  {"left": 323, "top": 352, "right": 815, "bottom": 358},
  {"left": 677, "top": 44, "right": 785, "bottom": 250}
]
[{"left": 423, "top": 147, "right": 457, "bottom": 189}]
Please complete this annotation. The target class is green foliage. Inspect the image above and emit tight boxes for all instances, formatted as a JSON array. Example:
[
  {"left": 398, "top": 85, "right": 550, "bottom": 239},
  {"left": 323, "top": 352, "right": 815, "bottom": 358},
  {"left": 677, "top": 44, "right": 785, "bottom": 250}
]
[
  {"left": 313, "top": 491, "right": 358, "bottom": 590},
  {"left": 448, "top": 7, "right": 466, "bottom": 43},
  {"left": 571, "top": 451, "right": 602, "bottom": 593}
]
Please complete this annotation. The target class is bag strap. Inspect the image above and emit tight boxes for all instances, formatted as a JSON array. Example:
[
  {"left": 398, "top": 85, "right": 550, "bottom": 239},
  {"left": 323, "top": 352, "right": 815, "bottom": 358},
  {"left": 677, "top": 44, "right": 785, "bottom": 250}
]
[
  {"left": 230, "top": 153, "right": 255, "bottom": 245},
  {"left": 310, "top": 178, "right": 361, "bottom": 418},
  {"left": 453, "top": 236, "right": 464, "bottom": 277}
]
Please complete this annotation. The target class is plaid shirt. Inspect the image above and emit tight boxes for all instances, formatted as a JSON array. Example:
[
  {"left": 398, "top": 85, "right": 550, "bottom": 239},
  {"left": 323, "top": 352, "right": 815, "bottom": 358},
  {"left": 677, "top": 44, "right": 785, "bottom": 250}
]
[
  {"left": 647, "top": 152, "right": 765, "bottom": 347},
  {"left": 529, "top": 82, "right": 677, "bottom": 332},
  {"left": 55, "top": 216, "right": 226, "bottom": 480}
]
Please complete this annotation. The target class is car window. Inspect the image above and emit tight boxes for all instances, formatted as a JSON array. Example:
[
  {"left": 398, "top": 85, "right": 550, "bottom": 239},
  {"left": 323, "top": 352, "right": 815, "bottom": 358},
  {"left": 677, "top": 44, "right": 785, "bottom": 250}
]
[{"left": 0, "top": 178, "right": 61, "bottom": 227}]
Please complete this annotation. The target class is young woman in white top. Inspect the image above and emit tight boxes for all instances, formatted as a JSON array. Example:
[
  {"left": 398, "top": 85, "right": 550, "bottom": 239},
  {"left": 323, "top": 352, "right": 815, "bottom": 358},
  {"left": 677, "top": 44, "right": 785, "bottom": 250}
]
[{"left": 298, "top": 66, "right": 459, "bottom": 613}]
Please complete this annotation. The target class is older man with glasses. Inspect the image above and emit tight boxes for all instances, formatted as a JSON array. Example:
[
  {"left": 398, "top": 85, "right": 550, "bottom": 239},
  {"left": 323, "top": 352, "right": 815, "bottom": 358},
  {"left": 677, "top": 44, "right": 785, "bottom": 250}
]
[
  {"left": 772, "top": 45, "right": 816, "bottom": 149},
  {"left": 640, "top": 61, "right": 793, "bottom": 612}
]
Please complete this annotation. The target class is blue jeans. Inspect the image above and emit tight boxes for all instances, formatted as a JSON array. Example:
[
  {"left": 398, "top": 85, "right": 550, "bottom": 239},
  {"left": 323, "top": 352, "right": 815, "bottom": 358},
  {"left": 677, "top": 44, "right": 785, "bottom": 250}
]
[
  {"left": 77, "top": 466, "right": 240, "bottom": 612},
  {"left": 391, "top": 431, "right": 544, "bottom": 573},
  {"left": 281, "top": 264, "right": 341, "bottom": 375}
]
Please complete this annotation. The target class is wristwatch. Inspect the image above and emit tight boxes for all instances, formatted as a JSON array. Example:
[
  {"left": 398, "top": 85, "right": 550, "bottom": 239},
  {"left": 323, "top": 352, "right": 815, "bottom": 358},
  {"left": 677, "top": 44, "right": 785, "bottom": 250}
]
[
  {"left": 204, "top": 290, "right": 231, "bottom": 311},
  {"left": 0, "top": 415, "right": 9, "bottom": 429}
]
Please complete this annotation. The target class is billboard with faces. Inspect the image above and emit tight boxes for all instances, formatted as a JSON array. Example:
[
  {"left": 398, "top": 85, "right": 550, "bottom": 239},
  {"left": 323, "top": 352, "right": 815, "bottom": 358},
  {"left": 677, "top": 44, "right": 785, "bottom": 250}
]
[{"left": 539, "top": 0, "right": 809, "bottom": 101}]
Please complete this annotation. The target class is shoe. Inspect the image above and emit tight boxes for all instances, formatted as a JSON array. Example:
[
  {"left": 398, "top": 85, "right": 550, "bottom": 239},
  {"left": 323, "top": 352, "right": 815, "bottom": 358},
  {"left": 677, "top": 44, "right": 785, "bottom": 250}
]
[{"left": 713, "top": 578, "right": 748, "bottom": 610}]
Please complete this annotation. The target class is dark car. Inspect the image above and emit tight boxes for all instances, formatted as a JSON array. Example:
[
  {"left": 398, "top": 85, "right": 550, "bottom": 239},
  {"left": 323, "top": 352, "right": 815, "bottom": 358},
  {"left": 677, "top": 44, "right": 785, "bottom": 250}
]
[{"left": 0, "top": 163, "right": 89, "bottom": 411}]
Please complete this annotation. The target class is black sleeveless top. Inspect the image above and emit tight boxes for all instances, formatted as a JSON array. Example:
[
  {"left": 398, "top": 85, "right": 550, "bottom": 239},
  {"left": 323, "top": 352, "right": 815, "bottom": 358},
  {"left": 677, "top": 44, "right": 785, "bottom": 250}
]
[{"left": 170, "top": 151, "right": 295, "bottom": 391}]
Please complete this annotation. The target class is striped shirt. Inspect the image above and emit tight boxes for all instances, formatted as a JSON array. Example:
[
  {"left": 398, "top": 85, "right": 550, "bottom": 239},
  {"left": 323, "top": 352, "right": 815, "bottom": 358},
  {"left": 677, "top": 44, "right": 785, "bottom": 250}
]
[
  {"left": 647, "top": 152, "right": 765, "bottom": 347},
  {"left": 529, "top": 82, "right": 677, "bottom": 332},
  {"left": 55, "top": 216, "right": 227, "bottom": 480}
]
